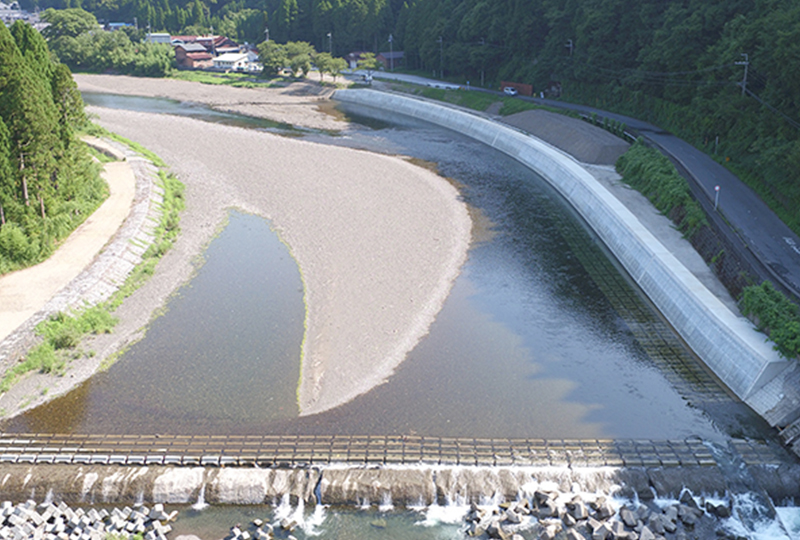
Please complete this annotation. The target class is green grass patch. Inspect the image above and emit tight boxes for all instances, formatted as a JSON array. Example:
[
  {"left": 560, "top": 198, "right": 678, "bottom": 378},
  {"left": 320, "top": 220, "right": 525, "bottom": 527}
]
[
  {"left": 398, "top": 84, "right": 578, "bottom": 119},
  {"left": 740, "top": 281, "right": 800, "bottom": 359},
  {"left": 170, "top": 70, "right": 282, "bottom": 88},
  {"left": 0, "top": 131, "right": 185, "bottom": 394},
  {"left": 86, "top": 146, "right": 118, "bottom": 163},
  {"left": 616, "top": 139, "right": 707, "bottom": 238}
]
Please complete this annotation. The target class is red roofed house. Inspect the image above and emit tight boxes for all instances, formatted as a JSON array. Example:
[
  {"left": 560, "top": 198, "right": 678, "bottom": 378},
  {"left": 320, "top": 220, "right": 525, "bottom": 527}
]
[{"left": 175, "top": 42, "right": 213, "bottom": 69}]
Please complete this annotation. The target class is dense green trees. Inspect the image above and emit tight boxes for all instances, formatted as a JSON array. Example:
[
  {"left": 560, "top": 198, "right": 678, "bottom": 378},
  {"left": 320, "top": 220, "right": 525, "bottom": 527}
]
[
  {"left": 257, "top": 39, "right": 344, "bottom": 80},
  {"left": 0, "top": 21, "right": 105, "bottom": 273},
  {"left": 23, "top": 0, "right": 396, "bottom": 53},
  {"left": 22, "top": 0, "right": 800, "bottom": 239},
  {"left": 49, "top": 27, "right": 174, "bottom": 76},
  {"left": 42, "top": 7, "right": 173, "bottom": 76}
]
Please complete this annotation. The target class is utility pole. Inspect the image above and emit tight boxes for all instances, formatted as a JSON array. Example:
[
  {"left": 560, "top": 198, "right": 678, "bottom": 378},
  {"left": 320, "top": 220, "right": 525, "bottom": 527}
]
[
  {"left": 480, "top": 37, "right": 485, "bottom": 87},
  {"left": 437, "top": 36, "right": 443, "bottom": 78},
  {"left": 566, "top": 39, "right": 573, "bottom": 56},
  {"left": 388, "top": 34, "right": 393, "bottom": 71},
  {"left": 264, "top": 26, "right": 269, "bottom": 42},
  {"left": 736, "top": 53, "right": 749, "bottom": 96},
  {"left": 327, "top": 32, "right": 332, "bottom": 54}
]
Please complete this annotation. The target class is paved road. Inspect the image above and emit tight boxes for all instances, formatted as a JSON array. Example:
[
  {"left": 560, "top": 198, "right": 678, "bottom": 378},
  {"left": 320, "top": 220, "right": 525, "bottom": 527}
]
[{"left": 366, "top": 71, "right": 800, "bottom": 300}]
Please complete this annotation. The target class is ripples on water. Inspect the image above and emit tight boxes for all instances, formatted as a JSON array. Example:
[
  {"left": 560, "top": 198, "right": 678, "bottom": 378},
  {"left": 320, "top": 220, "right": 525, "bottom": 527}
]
[
  {"left": 5, "top": 90, "right": 797, "bottom": 539},
  {"left": 5, "top": 94, "right": 778, "bottom": 443}
]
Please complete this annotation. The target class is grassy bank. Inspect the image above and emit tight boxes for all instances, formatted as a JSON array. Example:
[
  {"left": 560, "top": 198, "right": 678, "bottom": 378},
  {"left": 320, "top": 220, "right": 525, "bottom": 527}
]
[
  {"left": 391, "top": 84, "right": 554, "bottom": 117},
  {"left": 616, "top": 140, "right": 707, "bottom": 238},
  {"left": 169, "top": 70, "right": 277, "bottom": 88},
  {"left": 740, "top": 281, "right": 800, "bottom": 359},
  {"left": 0, "top": 134, "right": 185, "bottom": 395},
  {"left": 616, "top": 140, "right": 800, "bottom": 359}
]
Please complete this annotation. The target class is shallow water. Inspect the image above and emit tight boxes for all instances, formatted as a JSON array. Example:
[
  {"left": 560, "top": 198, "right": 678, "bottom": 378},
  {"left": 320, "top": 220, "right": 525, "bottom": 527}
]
[
  {"left": 165, "top": 494, "right": 800, "bottom": 540},
  {"left": 2, "top": 93, "right": 776, "bottom": 444},
  {"left": 82, "top": 92, "right": 297, "bottom": 133}
]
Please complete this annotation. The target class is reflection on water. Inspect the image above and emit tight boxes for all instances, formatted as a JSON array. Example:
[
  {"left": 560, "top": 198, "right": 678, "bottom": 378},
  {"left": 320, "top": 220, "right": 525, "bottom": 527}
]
[
  {"left": 13, "top": 213, "right": 304, "bottom": 433},
  {"left": 2, "top": 94, "right": 777, "bottom": 443}
]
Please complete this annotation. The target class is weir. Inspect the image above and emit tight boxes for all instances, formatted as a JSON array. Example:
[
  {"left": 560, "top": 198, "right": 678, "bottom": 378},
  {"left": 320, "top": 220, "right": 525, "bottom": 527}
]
[{"left": 0, "top": 433, "right": 795, "bottom": 503}]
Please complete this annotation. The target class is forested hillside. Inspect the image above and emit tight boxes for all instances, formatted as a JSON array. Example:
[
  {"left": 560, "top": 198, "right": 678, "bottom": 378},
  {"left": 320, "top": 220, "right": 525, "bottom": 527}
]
[
  {"left": 16, "top": 0, "right": 800, "bottom": 235},
  {"left": 19, "top": 0, "right": 403, "bottom": 51},
  {"left": 398, "top": 0, "right": 800, "bottom": 234},
  {"left": 0, "top": 21, "right": 105, "bottom": 274}
]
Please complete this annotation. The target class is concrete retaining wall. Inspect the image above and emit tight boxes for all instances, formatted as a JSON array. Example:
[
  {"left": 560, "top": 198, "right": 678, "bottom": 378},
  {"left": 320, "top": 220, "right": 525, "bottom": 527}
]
[{"left": 334, "top": 89, "right": 787, "bottom": 401}]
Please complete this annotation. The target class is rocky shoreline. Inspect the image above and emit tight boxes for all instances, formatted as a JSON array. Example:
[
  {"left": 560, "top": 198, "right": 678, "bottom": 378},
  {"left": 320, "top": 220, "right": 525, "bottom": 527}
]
[{"left": 0, "top": 480, "right": 766, "bottom": 540}]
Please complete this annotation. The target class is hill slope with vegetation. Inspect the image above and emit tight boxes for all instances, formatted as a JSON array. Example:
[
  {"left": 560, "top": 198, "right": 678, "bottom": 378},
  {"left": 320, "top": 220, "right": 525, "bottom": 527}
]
[
  {"left": 0, "top": 20, "right": 105, "bottom": 274},
  {"left": 21, "top": 0, "right": 799, "bottom": 238}
]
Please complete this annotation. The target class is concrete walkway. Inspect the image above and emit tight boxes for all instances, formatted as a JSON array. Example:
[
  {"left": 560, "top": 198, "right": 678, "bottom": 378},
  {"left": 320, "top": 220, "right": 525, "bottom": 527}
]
[{"left": 0, "top": 138, "right": 134, "bottom": 343}]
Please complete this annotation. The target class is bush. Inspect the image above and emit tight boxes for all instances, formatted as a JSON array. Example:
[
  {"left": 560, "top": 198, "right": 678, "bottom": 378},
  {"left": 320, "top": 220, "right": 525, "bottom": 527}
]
[
  {"left": 616, "top": 139, "right": 707, "bottom": 237},
  {"left": 740, "top": 281, "right": 800, "bottom": 358},
  {"left": 0, "top": 223, "right": 37, "bottom": 265}
]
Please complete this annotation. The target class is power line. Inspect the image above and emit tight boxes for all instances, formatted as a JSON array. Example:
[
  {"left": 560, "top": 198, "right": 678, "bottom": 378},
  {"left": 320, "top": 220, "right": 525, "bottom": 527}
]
[
  {"left": 744, "top": 87, "right": 800, "bottom": 131},
  {"left": 579, "top": 63, "right": 736, "bottom": 87},
  {"left": 592, "top": 63, "right": 735, "bottom": 77}
]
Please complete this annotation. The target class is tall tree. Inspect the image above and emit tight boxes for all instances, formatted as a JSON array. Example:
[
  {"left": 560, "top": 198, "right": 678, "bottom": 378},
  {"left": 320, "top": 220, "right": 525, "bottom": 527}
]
[
  {"left": 41, "top": 7, "right": 99, "bottom": 39},
  {"left": 0, "top": 117, "right": 13, "bottom": 226},
  {"left": 0, "top": 22, "right": 62, "bottom": 216}
]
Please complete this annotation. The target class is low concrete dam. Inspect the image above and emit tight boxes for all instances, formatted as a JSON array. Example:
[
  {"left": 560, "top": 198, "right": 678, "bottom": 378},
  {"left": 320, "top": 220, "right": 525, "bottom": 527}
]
[
  {"left": 0, "top": 433, "right": 795, "bottom": 501},
  {"left": 0, "top": 435, "right": 797, "bottom": 539}
]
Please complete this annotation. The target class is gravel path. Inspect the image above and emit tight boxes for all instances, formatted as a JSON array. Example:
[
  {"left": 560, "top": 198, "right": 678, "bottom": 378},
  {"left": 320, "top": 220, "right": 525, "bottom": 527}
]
[{"left": 88, "top": 107, "right": 471, "bottom": 417}]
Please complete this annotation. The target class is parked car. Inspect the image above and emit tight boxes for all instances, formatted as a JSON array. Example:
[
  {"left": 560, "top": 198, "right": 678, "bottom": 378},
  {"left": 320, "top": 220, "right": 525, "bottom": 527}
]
[{"left": 503, "top": 87, "right": 518, "bottom": 96}]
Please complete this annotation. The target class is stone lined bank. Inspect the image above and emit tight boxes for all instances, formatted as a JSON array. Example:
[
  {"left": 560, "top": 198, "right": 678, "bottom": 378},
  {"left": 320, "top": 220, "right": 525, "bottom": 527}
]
[{"left": 332, "top": 89, "right": 786, "bottom": 409}]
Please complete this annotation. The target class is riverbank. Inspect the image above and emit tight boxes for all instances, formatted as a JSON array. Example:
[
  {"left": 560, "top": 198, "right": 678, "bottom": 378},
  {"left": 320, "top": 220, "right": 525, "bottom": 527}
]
[
  {"left": 0, "top": 137, "right": 165, "bottom": 417},
  {"left": 74, "top": 74, "right": 346, "bottom": 132}
]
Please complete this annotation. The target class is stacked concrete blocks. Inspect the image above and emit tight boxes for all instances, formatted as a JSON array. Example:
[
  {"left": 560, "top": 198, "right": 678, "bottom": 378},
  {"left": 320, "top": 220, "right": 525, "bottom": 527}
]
[{"left": 0, "top": 500, "right": 176, "bottom": 540}]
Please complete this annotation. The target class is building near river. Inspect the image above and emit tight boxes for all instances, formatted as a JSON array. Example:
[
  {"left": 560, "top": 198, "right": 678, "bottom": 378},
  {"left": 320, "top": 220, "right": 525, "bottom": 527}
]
[{"left": 212, "top": 50, "right": 261, "bottom": 72}]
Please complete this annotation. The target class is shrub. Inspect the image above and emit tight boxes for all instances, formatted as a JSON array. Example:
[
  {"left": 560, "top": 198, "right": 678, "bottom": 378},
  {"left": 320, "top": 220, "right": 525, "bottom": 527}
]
[
  {"left": 616, "top": 139, "right": 707, "bottom": 237},
  {"left": 740, "top": 281, "right": 800, "bottom": 358}
]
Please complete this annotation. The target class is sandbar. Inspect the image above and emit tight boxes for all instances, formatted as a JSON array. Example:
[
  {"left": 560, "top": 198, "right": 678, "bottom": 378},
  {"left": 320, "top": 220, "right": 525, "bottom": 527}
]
[
  {"left": 83, "top": 105, "right": 471, "bottom": 416},
  {"left": 74, "top": 74, "right": 345, "bottom": 132}
]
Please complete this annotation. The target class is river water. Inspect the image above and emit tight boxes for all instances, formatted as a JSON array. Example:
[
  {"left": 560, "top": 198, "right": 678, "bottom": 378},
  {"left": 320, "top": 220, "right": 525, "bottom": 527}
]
[
  {"left": 3, "top": 92, "right": 798, "bottom": 538},
  {"left": 5, "top": 92, "right": 772, "bottom": 442}
]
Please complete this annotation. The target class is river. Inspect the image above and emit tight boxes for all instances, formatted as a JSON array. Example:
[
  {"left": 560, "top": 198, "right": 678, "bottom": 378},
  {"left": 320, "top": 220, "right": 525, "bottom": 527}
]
[{"left": 2, "top": 91, "right": 797, "bottom": 539}]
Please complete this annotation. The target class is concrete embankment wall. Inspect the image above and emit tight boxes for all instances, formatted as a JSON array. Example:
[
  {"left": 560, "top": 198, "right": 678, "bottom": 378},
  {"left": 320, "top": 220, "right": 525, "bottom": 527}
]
[
  {"left": 333, "top": 89, "right": 786, "bottom": 401},
  {"left": 0, "top": 464, "right": 731, "bottom": 505}
]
